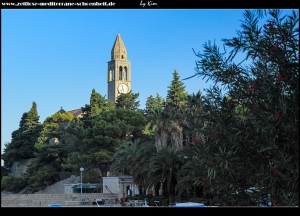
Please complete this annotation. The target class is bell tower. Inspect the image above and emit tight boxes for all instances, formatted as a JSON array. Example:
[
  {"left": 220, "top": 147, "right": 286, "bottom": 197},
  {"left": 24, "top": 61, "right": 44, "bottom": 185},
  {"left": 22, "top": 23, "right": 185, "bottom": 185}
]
[{"left": 107, "top": 34, "right": 131, "bottom": 103}]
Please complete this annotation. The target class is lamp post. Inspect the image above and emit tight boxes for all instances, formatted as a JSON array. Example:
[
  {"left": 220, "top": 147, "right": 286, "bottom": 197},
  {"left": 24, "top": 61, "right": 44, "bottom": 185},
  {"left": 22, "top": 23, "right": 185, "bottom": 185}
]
[{"left": 80, "top": 167, "right": 84, "bottom": 203}]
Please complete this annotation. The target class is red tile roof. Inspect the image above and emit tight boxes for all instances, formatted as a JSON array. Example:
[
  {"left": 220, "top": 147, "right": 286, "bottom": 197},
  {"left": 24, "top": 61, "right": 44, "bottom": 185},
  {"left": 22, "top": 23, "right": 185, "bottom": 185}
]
[{"left": 68, "top": 109, "right": 83, "bottom": 118}]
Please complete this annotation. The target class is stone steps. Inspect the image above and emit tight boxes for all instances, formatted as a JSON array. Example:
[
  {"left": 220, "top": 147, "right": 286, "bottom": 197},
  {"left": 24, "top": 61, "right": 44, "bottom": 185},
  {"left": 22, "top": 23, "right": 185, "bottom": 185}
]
[{"left": 1, "top": 193, "right": 117, "bottom": 207}]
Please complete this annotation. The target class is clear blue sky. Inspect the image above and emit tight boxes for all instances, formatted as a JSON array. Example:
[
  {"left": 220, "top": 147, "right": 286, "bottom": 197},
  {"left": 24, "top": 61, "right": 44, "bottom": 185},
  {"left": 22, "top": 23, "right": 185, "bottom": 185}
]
[{"left": 1, "top": 9, "right": 294, "bottom": 158}]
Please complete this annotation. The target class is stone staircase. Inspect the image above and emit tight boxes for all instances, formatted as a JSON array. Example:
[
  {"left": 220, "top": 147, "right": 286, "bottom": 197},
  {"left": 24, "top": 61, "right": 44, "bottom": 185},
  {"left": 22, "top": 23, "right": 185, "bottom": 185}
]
[
  {"left": 1, "top": 175, "right": 119, "bottom": 207},
  {"left": 1, "top": 193, "right": 118, "bottom": 207}
]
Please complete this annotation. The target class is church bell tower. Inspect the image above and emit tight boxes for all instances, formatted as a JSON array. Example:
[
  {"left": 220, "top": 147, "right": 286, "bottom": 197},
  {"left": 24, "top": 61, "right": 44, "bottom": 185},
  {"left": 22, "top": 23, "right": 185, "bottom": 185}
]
[{"left": 107, "top": 34, "right": 131, "bottom": 103}]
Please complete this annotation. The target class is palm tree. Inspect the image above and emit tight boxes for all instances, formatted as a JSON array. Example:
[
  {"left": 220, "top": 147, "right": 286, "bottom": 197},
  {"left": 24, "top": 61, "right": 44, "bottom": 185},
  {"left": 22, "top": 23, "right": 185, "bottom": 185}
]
[
  {"left": 110, "top": 139, "right": 141, "bottom": 175},
  {"left": 148, "top": 146, "right": 184, "bottom": 204},
  {"left": 176, "top": 144, "right": 209, "bottom": 199},
  {"left": 110, "top": 139, "right": 157, "bottom": 195},
  {"left": 131, "top": 141, "right": 156, "bottom": 194},
  {"left": 155, "top": 106, "right": 187, "bottom": 151}
]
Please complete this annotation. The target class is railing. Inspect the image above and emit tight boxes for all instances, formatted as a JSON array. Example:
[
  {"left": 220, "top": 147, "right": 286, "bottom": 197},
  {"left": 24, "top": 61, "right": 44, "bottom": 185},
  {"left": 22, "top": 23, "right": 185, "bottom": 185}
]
[
  {"left": 104, "top": 186, "right": 119, "bottom": 205},
  {"left": 125, "top": 200, "right": 149, "bottom": 207}
]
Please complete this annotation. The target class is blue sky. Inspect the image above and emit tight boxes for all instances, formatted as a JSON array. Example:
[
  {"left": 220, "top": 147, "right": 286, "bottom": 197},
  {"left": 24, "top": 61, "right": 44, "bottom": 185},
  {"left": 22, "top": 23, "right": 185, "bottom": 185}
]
[{"left": 1, "top": 9, "right": 294, "bottom": 158}]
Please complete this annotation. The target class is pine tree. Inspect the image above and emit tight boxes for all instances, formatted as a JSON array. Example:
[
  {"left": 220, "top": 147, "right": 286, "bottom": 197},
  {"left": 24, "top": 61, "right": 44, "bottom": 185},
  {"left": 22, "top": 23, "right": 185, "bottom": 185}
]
[
  {"left": 166, "top": 70, "right": 188, "bottom": 109},
  {"left": 2, "top": 102, "right": 41, "bottom": 168},
  {"left": 90, "top": 88, "right": 114, "bottom": 117},
  {"left": 155, "top": 70, "right": 189, "bottom": 150},
  {"left": 145, "top": 93, "right": 164, "bottom": 121},
  {"left": 116, "top": 91, "right": 140, "bottom": 110},
  {"left": 81, "top": 89, "right": 114, "bottom": 129}
]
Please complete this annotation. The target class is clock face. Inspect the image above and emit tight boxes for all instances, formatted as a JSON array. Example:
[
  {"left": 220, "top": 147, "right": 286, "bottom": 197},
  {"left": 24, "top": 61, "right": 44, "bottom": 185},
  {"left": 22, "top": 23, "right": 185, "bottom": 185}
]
[{"left": 118, "top": 83, "right": 129, "bottom": 93}]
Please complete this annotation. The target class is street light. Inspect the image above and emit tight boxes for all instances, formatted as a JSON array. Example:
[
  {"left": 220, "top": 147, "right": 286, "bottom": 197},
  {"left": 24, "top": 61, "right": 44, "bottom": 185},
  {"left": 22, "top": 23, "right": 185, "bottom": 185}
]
[{"left": 80, "top": 167, "right": 84, "bottom": 203}]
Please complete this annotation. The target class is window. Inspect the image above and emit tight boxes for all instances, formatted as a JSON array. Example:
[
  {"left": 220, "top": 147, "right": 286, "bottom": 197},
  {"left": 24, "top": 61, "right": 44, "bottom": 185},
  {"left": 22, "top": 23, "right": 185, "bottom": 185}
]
[
  {"left": 109, "top": 69, "right": 112, "bottom": 81},
  {"left": 119, "top": 66, "right": 123, "bottom": 80},
  {"left": 124, "top": 67, "right": 127, "bottom": 80}
]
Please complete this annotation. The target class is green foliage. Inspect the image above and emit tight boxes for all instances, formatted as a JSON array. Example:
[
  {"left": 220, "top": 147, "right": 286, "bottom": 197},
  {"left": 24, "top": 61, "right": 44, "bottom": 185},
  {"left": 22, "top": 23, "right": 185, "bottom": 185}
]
[
  {"left": 91, "top": 109, "right": 146, "bottom": 149},
  {"left": 1, "top": 166, "right": 10, "bottom": 180},
  {"left": 1, "top": 176, "right": 27, "bottom": 193},
  {"left": 90, "top": 89, "right": 114, "bottom": 117},
  {"left": 185, "top": 9, "right": 299, "bottom": 206},
  {"left": 144, "top": 94, "right": 164, "bottom": 136},
  {"left": 149, "top": 146, "right": 184, "bottom": 197},
  {"left": 145, "top": 93, "right": 164, "bottom": 119},
  {"left": 46, "top": 112, "right": 73, "bottom": 125},
  {"left": 116, "top": 91, "right": 140, "bottom": 110},
  {"left": 19, "top": 102, "right": 39, "bottom": 131},
  {"left": 2, "top": 10, "right": 297, "bottom": 207},
  {"left": 81, "top": 89, "right": 115, "bottom": 130},
  {"left": 166, "top": 70, "right": 188, "bottom": 109},
  {"left": 25, "top": 144, "right": 68, "bottom": 192},
  {"left": 22, "top": 109, "right": 74, "bottom": 192},
  {"left": 81, "top": 168, "right": 102, "bottom": 184},
  {"left": 111, "top": 139, "right": 157, "bottom": 190},
  {"left": 2, "top": 102, "right": 41, "bottom": 168},
  {"left": 154, "top": 70, "right": 189, "bottom": 151},
  {"left": 62, "top": 108, "right": 146, "bottom": 178},
  {"left": 111, "top": 140, "right": 183, "bottom": 203},
  {"left": 35, "top": 111, "right": 73, "bottom": 149}
]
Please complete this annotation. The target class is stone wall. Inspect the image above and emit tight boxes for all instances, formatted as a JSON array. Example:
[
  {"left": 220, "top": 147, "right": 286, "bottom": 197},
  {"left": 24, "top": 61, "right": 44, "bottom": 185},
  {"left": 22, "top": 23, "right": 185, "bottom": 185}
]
[
  {"left": 11, "top": 159, "right": 33, "bottom": 177},
  {"left": 1, "top": 193, "right": 118, "bottom": 207}
]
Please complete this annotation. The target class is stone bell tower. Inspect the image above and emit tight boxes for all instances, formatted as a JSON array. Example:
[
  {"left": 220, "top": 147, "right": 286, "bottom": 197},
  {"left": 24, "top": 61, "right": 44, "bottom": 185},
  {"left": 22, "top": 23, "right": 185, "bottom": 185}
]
[{"left": 107, "top": 34, "right": 131, "bottom": 103}]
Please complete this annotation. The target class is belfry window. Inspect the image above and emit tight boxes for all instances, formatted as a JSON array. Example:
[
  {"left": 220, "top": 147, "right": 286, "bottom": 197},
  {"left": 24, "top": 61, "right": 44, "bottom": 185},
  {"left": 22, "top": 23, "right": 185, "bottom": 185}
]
[
  {"left": 124, "top": 67, "right": 127, "bottom": 80},
  {"left": 109, "top": 69, "right": 112, "bottom": 81},
  {"left": 119, "top": 66, "right": 123, "bottom": 80}
]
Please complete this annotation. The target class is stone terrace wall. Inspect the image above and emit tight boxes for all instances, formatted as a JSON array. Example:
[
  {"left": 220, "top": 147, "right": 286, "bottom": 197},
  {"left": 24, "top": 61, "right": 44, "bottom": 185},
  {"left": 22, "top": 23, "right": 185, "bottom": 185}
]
[{"left": 1, "top": 193, "right": 118, "bottom": 207}]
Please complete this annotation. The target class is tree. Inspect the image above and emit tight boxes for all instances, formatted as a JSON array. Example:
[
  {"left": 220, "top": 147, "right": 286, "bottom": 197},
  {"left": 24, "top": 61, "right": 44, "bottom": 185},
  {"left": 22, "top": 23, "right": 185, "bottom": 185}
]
[
  {"left": 90, "top": 89, "right": 114, "bottom": 117},
  {"left": 149, "top": 146, "right": 184, "bottom": 204},
  {"left": 110, "top": 139, "right": 144, "bottom": 176},
  {"left": 144, "top": 94, "right": 165, "bottom": 136},
  {"left": 25, "top": 144, "right": 68, "bottom": 192},
  {"left": 63, "top": 108, "right": 146, "bottom": 178},
  {"left": 186, "top": 9, "right": 299, "bottom": 206},
  {"left": 24, "top": 109, "right": 73, "bottom": 192},
  {"left": 2, "top": 102, "right": 41, "bottom": 168},
  {"left": 81, "top": 89, "right": 114, "bottom": 128},
  {"left": 166, "top": 70, "right": 188, "bottom": 109},
  {"left": 145, "top": 93, "right": 164, "bottom": 119},
  {"left": 1, "top": 165, "right": 10, "bottom": 180},
  {"left": 176, "top": 144, "right": 209, "bottom": 201},
  {"left": 35, "top": 110, "right": 73, "bottom": 148},
  {"left": 116, "top": 91, "right": 140, "bottom": 110},
  {"left": 155, "top": 70, "right": 188, "bottom": 151},
  {"left": 24, "top": 101, "right": 39, "bottom": 130},
  {"left": 1, "top": 176, "right": 27, "bottom": 193}
]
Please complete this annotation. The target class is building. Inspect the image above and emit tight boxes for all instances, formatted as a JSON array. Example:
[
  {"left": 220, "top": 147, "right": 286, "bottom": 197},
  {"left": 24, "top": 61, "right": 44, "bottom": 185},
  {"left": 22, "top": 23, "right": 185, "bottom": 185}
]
[
  {"left": 107, "top": 34, "right": 132, "bottom": 103},
  {"left": 103, "top": 176, "right": 139, "bottom": 201},
  {"left": 68, "top": 108, "right": 84, "bottom": 118}
]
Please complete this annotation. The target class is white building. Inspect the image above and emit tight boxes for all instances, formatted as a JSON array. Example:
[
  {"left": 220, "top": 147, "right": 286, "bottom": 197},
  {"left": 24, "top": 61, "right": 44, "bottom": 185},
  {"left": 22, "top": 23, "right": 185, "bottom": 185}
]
[{"left": 103, "top": 176, "right": 139, "bottom": 201}]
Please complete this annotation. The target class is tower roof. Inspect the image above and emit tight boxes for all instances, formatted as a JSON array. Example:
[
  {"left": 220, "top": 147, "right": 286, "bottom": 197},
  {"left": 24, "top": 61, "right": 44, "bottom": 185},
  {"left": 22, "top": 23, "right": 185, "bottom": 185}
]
[{"left": 111, "top": 34, "right": 127, "bottom": 60}]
